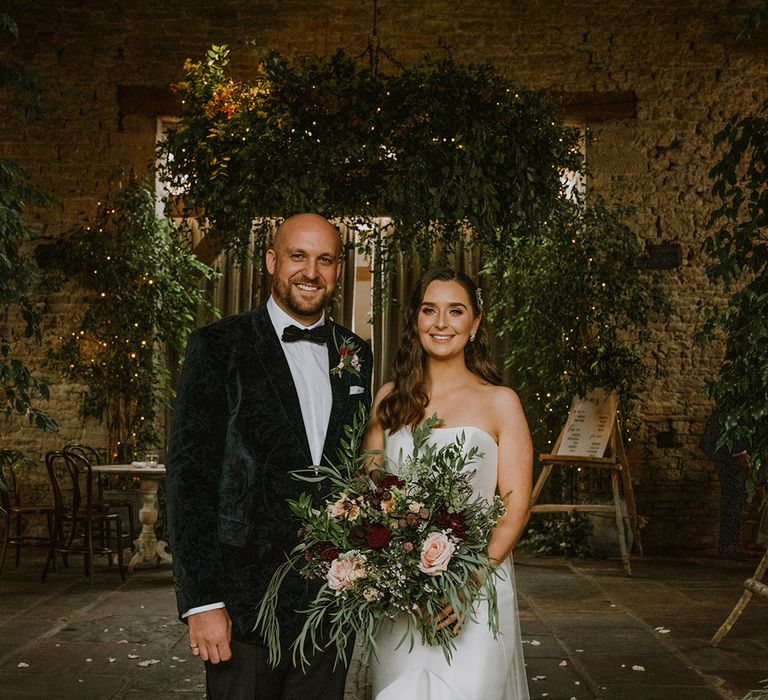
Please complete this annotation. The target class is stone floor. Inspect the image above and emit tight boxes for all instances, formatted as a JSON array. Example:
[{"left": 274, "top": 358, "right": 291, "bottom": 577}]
[{"left": 0, "top": 549, "right": 766, "bottom": 699}]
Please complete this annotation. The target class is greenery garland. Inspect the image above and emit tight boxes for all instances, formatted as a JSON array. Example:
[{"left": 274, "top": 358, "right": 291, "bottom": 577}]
[{"left": 160, "top": 45, "right": 581, "bottom": 262}]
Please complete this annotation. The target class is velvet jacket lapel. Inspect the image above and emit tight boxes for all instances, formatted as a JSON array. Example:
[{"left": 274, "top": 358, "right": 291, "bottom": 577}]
[
  {"left": 321, "top": 320, "right": 352, "bottom": 466},
  {"left": 249, "top": 307, "right": 313, "bottom": 465}
]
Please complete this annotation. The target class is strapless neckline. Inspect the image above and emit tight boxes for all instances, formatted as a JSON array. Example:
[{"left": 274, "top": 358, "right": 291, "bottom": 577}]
[{"left": 427, "top": 425, "right": 498, "bottom": 447}]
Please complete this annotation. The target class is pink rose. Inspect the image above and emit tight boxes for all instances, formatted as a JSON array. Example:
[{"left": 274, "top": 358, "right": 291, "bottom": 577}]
[
  {"left": 326, "top": 552, "right": 366, "bottom": 591},
  {"left": 418, "top": 531, "right": 456, "bottom": 575}
]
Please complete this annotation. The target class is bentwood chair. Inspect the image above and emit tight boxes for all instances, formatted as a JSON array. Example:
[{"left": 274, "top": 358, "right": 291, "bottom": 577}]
[
  {"left": 64, "top": 443, "right": 137, "bottom": 539},
  {"left": 43, "top": 450, "right": 126, "bottom": 583},
  {"left": 0, "top": 462, "right": 55, "bottom": 576}
]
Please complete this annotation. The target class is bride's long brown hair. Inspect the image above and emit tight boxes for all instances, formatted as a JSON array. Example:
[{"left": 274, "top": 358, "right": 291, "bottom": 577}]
[{"left": 377, "top": 268, "right": 502, "bottom": 432}]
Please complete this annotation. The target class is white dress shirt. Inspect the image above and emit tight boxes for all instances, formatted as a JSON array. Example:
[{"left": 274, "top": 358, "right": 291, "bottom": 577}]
[
  {"left": 266, "top": 296, "right": 333, "bottom": 466},
  {"left": 184, "top": 297, "right": 333, "bottom": 619}
]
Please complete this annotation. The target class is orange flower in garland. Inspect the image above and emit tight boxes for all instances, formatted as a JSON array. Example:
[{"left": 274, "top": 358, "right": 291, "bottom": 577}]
[{"left": 204, "top": 81, "right": 245, "bottom": 120}]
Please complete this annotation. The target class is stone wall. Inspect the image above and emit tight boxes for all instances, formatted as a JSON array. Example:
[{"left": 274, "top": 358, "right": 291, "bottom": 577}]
[{"left": 2, "top": 0, "right": 767, "bottom": 551}]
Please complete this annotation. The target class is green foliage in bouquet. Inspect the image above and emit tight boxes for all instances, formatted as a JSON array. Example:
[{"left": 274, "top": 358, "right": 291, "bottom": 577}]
[{"left": 255, "top": 410, "right": 506, "bottom": 668}]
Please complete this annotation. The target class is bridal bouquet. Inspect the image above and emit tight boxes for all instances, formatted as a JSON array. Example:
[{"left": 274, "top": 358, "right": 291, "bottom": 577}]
[{"left": 254, "top": 409, "right": 506, "bottom": 668}]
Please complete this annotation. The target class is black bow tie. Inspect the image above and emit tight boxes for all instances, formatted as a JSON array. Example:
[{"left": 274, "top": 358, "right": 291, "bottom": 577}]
[{"left": 281, "top": 324, "right": 329, "bottom": 345}]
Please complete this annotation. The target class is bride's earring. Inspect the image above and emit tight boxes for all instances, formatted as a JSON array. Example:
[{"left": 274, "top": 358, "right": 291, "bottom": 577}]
[{"left": 470, "top": 331, "right": 476, "bottom": 342}]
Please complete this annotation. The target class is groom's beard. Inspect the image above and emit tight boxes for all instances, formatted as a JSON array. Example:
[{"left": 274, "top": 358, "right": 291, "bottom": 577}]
[{"left": 272, "top": 274, "right": 334, "bottom": 321}]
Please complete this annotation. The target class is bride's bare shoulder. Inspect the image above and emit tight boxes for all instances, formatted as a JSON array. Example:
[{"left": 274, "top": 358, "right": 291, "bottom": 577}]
[
  {"left": 369, "top": 382, "right": 395, "bottom": 423},
  {"left": 484, "top": 385, "right": 525, "bottom": 415}
]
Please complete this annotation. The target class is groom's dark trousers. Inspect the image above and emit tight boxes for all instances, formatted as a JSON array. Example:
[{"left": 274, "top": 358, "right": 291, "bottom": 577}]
[{"left": 205, "top": 640, "right": 349, "bottom": 700}]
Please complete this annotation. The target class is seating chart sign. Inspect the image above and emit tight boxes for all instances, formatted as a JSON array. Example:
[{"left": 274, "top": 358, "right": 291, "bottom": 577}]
[{"left": 556, "top": 389, "right": 618, "bottom": 457}]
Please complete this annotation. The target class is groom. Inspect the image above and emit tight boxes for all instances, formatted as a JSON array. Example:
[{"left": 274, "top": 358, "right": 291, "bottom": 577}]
[{"left": 166, "top": 213, "right": 373, "bottom": 699}]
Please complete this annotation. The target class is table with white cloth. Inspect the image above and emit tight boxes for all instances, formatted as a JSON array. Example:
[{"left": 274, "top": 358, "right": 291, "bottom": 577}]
[{"left": 91, "top": 463, "right": 172, "bottom": 573}]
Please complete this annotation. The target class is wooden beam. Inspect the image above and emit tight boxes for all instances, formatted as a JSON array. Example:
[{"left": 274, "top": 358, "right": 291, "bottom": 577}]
[
  {"left": 555, "top": 90, "right": 637, "bottom": 122},
  {"left": 193, "top": 235, "right": 224, "bottom": 268},
  {"left": 118, "top": 85, "right": 182, "bottom": 118},
  {"left": 118, "top": 84, "right": 636, "bottom": 124}
]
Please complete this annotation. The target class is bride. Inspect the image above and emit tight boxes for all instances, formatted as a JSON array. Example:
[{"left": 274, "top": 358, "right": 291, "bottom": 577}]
[{"left": 363, "top": 267, "right": 532, "bottom": 700}]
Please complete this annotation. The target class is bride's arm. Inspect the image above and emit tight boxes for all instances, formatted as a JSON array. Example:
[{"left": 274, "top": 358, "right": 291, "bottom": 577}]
[
  {"left": 487, "top": 387, "right": 533, "bottom": 565},
  {"left": 436, "top": 388, "right": 532, "bottom": 634},
  {"left": 361, "top": 382, "right": 393, "bottom": 470}
]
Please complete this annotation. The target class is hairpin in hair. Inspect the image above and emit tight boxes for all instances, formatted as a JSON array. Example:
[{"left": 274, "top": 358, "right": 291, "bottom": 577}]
[{"left": 475, "top": 287, "right": 484, "bottom": 311}]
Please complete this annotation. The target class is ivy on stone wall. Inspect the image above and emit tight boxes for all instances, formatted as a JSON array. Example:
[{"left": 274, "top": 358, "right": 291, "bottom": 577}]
[
  {"left": 46, "top": 179, "right": 217, "bottom": 461},
  {"left": 698, "top": 97, "right": 768, "bottom": 487},
  {"left": 0, "top": 13, "right": 58, "bottom": 491}
]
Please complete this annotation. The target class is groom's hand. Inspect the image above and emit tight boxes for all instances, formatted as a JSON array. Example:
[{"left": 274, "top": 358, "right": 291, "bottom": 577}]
[{"left": 188, "top": 608, "right": 232, "bottom": 664}]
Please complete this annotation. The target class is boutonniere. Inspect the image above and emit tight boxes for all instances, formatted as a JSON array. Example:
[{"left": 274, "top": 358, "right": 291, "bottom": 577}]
[{"left": 331, "top": 331, "right": 362, "bottom": 379}]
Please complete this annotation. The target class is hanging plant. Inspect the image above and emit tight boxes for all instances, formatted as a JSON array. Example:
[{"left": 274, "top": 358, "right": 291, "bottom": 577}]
[{"left": 159, "top": 45, "right": 581, "bottom": 265}]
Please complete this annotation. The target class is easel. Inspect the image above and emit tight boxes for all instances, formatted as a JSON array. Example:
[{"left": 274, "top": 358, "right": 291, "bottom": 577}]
[
  {"left": 529, "top": 390, "right": 641, "bottom": 576},
  {"left": 710, "top": 548, "right": 768, "bottom": 646}
]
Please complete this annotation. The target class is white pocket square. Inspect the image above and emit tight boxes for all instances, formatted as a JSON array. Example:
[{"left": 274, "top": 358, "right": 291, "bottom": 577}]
[{"left": 349, "top": 385, "right": 364, "bottom": 395}]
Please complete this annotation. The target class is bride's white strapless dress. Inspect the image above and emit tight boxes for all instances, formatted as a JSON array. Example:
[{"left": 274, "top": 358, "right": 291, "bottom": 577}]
[{"left": 369, "top": 426, "right": 530, "bottom": 700}]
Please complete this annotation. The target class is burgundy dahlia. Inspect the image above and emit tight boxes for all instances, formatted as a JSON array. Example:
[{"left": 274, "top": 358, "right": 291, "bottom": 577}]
[
  {"left": 366, "top": 525, "right": 392, "bottom": 550},
  {"left": 378, "top": 474, "right": 405, "bottom": 490},
  {"left": 439, "top": 509, "right": 469, "bottom": 540},
  {"left": 318, "top": 543, "right": 341, "bottom": 562}
]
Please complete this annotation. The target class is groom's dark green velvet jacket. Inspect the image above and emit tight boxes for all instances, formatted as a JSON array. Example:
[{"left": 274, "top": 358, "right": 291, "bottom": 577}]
[{"left": 166, "top": 306, "right": 373, "bottom": 643}]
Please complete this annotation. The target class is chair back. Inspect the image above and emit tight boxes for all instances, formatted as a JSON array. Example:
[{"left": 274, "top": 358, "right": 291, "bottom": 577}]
[
  {"left": 0, "top": 463, "right": 14, "bottom": 512},
  {"left": 0, "top": 462, "right": 27, "bottom": 508},
  {"left": 63, "top": 444, "right": 104, "bottom": 466},
  {"left": 45, "top": 451, "right": 98, "bottom": 522},
  {"left": 43, "top": 450, "right": 126, "bottom": 582}
]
